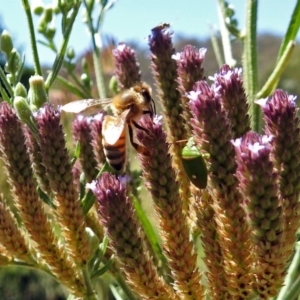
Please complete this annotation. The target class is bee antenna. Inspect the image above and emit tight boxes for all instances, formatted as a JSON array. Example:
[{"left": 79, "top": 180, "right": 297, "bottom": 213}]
[{"left": 151, "top": 98, "right": 156, "bottom": 116}]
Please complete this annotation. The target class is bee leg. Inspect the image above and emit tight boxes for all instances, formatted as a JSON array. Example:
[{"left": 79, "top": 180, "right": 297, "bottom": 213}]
[
  {"left": 132, "top": 120, "right": 149, "bottom": 133},
  {"left": 128, "top": 124, "right": 149, "bottom": 156},
  {"left": 142, "top": 110, "right": 153, "bottom": 119}
]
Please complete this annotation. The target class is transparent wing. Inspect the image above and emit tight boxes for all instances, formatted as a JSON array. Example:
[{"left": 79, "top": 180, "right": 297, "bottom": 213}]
[
  {"left": 61, "top": 98, "right": 112, "bottom": 116},
  {"left": 102, "top": 115, "right": 126, "bottom": 145}
]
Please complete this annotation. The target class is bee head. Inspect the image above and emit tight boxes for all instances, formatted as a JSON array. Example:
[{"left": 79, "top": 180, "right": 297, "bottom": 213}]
[{"left": 131, "top": 82, "right": 156, "bottom": 117}]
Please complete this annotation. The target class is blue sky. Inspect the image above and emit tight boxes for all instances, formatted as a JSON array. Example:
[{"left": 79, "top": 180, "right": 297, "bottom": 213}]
[{"left": 1, "top": 0, "right": 299, "bottom": 66}]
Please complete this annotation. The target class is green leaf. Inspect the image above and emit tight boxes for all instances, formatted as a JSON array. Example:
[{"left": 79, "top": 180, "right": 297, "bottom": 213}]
[
  {"left": 0, "top": 85, "right": 12, "bottom": 104},
  {"left": 277, "top": 0, "right": 300, "bottom": 60},
  {"left": 132, "top": 195, "right": 167, "bottom": 266},
  {"left": 56, "top": 75, "right": 91, "bottom": 99},
  {"left": 15, "top": 53, "right": 26, "bottom": 86},
  {"left": 79, "top": 172, "right": 86, "bottom": 200},
  {"left": 81, "top": 162, "right": 111, "bottom": 214},
  {"left": 70, "top": 141, "right": 81, "bottom": 166},
  {"left": 0, "top": 65, "right": 13, "bottom": 98},
  {"left": 37, "top": 186, "right": 56, "bottom": 209},
  {"left": 88, "top": 236, "right": 109, "bottom": 273},
  {"left": 91, "top": 255, "right": 114, "bottom": 278},
  {"left": 257, "top": 41, "right": 295, "bottom": 99}
]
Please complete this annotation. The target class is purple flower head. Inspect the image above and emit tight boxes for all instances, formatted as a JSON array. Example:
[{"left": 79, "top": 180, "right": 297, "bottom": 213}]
[
  {"left": 172, "top": 45, "right": 206, "bottom": 93},
  {"left": 172, "top": 47, "right": 207, "bottom": 63},
  {"left": 233, "top": 132, "right": 276, "bottom": 201},
  {"left": 72, "top": 115, "right": 98, "bottom": 182},
  {"left": 210, "top": 65, "right": 242, "bottom": 87},
  {"left": 210, "top": 65, "right": 250, "bottom": 137},
  {"left": 256, "top": 90, "right": 297, "bottom": 135},
  {"left": 91, "top": 173, "right": 126, "bottom": 208},
  {"left": 112, "top": 43, "right": 141, "bottom": 89},
  {"left": 90, "top": 112, "right": 106, "bottom": 168},
  {"left": 188, "top": 81, "right": 224, "bottom": 136},
  {"left": 233, "top": 132, "right": 272, "bottom": 165}
]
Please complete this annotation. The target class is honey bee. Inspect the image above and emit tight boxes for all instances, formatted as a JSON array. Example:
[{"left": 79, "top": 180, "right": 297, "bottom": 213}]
[{"left": 62, "top": 82, "right": 155, "bottom": 171}]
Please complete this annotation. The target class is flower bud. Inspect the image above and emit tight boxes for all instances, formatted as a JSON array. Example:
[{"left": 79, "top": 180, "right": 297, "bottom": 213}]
[
  {"left": 32, "top": 0, "right": 44, "bottom": 15},
  {"left": 28, "top": 75, "right": 48, "bottom": 111},
  {"left": 0, "top": 30, "right": 13, "bottom": 57},
  {"left": 43, "top": 4, "right": 53, "bottom": 23},
  {"left": 6, "top": 73, "right": 13, "bottom": 84},
  {"left": 45, "top": 26, "right": 56, "bottom": 40},
  {"left": 85, "top": 0, "right": 95, "bottom": 13},
  {"left": 14, "top": 82, "right": 28, "bottom": 98},
  {"left": 37, "top": 18, "right": 47, "bottom": 33},
  {"left": 59, "top": 0, "right": 73, "bottom": 14},
  {"left": 81, "top": 73, "right": 91, "bottom": 88},
  {"left": 52, "top": 0, "right": 60, "bottom": 14},
  {"left": 13, "top": 96, "right": 38, "bottom": 135},
  {"left": 67, "top": 46, "right": 75, "bottom": 60},
  {"left": 5, "top": 49, "right": 20, "bottom": 74},
  {"left": 108, "top": 75, "right": 119, "bottom": 95}
]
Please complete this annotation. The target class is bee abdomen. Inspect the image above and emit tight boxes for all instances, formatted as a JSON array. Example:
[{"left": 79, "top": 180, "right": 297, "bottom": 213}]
[{"left": 103, "top": 142, "right": 126, "bottom": 171}]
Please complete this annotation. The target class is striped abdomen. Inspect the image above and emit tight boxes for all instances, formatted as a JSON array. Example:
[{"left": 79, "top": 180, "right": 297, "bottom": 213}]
[{"left": 102, "top": 128, "right": 126, "bottom": 171}]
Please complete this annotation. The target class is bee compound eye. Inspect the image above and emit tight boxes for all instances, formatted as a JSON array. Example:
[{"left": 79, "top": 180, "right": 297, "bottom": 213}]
[{"left": 141, "top": 89, "right": 151, "bottom": 102}]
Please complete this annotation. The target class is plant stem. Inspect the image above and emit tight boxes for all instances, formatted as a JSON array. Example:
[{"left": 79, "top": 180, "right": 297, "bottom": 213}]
[
  {"left": 45, "top": 1, "right": 82, "bottom": 91},
  {"left": 56, "top": 75, "right": 91, "bottom": 99},
  {"left": 217, "top": 0, "right": 236, "bottom": 66},
  {"left": 277, "top": 242, "right": 300, "bottom": 300},
  {"left": 279, "top": 274, "right": 300, "bottom": 300},
  {"left": 113, "top": 271, "right": 137, "bottom": 300},
  {"left": 243, "top": 0, "right": 259, "bottom": 131},
  {"left": 209, "top": 24, "right": 224, "bottom": 67},
  {"left": 83, "top": 0, "right": 106, "bottom": 99},
  {"left": 21, "top": 0, "right": 42, "bottom": 76},
  {"left": 82, "top": 266, "right": 97, "bottom": 300}
]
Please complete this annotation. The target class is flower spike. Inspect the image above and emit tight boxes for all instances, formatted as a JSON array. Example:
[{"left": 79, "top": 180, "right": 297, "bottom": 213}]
[
  {"left": 136, "top": 116, "right": 204, "bottom": 299},
  {"left": 91, "top": 173, "right": 178, "bottom": 300},
  {"left": 234, "top": 132, "right": 285, "bottom": 297}
]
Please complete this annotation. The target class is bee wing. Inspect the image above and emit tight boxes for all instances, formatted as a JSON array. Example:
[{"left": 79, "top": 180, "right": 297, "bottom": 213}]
[
  {"left": 61, "top": 98, "right": 112, "bottom": 116},
  {"left": 102, "top": 115, "right": 126, "bottom": 145}
]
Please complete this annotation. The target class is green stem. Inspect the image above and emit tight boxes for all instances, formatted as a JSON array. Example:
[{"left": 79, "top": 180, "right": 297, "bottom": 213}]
[
  {"left": 209, "top": 25, "right": 224, "bottom": 67},
  {"left": 82, "top": 266, "right": 97, "bottom": 300},
  {"left": 277, "top": 242, "right": 300, "bottom": 300},
  {"left": 21, "top": 0, "right": 42, "bottom": 75},
  {"left": 83, "top": 0, "right": 106, "bottom": 99},
  {"left": 113, "top": 271, "right": 137, "bottom": 300},
  {"left": 243, "top": 0, "right": 259, "bottom": 132},
  {"left": 279, "top": 274, "right": 300, "bottom": 300},
  {"left": 57, "top": 75, "right": 91, "bottom": 99},
  {"left": 45, "top": 1, "right": 82, "bottom": 91},
  {"left": 67, "top": 67, "right": 93, "bottom": 98},
  {"left": 217, "top": 0, "right": 236, "bottom": 66},
  {"left": 257, "top": 41, "right": 295, "bottom": 99}
]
